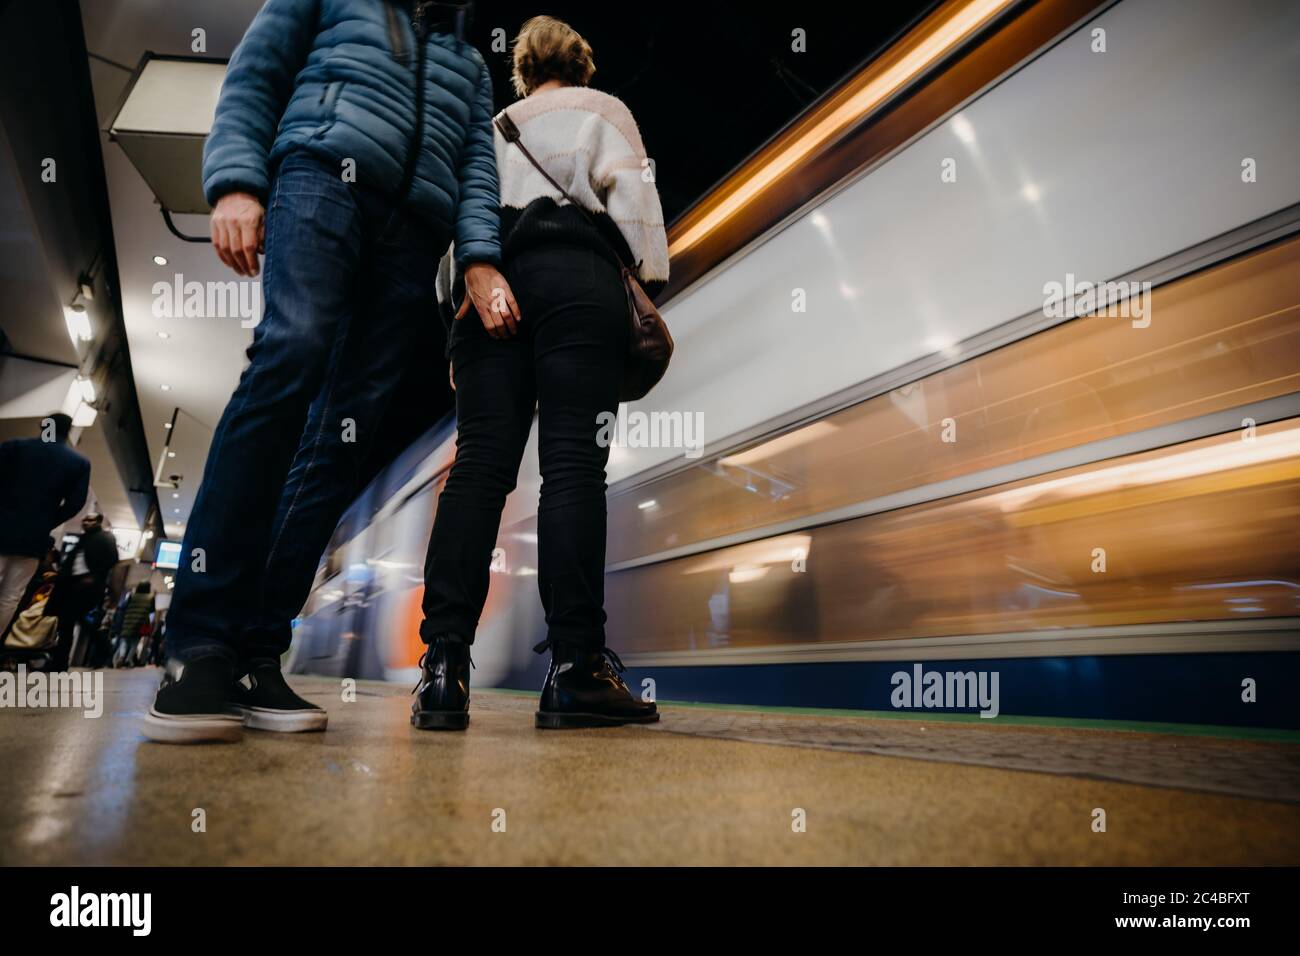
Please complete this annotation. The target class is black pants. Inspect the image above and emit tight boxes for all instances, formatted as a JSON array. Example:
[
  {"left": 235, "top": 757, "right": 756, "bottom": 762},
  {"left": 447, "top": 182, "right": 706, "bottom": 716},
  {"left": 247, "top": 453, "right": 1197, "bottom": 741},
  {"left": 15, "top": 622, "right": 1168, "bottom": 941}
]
[
  {"left": 420, "top": 244, "right": 628, "bottom": 649},
  {"left": 47, "top": 576, "right": 101, "bottom": 671}
]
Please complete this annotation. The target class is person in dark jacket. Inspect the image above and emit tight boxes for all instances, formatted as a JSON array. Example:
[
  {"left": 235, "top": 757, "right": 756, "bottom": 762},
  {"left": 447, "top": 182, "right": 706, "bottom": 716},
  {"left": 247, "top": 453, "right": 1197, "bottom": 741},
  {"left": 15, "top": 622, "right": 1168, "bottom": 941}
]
[
  {"left": 0, "top": 414, "right": 90, "bottom": 638},
  {"left": 147, "top": 0, "right": 516, "bottom": 744},
  {"left": 46, "top": 513, "right": 119, "bottom": 671},
  {"left": 113, "top": 582, "right": 156, "bottom": 667}
]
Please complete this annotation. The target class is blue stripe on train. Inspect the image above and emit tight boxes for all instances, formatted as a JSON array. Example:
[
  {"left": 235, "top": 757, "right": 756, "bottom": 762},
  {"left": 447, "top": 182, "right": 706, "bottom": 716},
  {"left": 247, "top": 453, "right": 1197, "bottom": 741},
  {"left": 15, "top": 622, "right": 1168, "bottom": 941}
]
[{"left": 614, "top": 652, "right": 1300, "bottom": 730}]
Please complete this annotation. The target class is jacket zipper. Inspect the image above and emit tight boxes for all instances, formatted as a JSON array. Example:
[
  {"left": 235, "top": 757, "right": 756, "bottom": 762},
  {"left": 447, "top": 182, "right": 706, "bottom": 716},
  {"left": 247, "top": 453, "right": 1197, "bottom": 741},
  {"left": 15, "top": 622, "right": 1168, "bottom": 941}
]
[
  {"left": 395, "top": 1, "right": 430, "bottom": 204},
  {"left": 384, "top": 1, "right": 409, "bottom": 63}
]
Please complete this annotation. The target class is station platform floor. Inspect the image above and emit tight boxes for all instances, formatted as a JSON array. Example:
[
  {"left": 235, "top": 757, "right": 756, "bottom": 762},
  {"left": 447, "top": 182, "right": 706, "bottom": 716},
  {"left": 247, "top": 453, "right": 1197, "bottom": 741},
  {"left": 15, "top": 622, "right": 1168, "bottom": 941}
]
[{"left": 2, "top": 668, "right": 1298, "bottom": 866}]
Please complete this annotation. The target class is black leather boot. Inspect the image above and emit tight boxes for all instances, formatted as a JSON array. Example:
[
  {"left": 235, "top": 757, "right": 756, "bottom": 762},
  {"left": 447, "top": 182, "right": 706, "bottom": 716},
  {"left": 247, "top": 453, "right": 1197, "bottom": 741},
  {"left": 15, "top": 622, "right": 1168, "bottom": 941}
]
[
  {"left": 411, "top": 635, "right": 472, "bottom": 730},
  {"left": 534, "top": 639, "right": 659, "bottom": 729}
]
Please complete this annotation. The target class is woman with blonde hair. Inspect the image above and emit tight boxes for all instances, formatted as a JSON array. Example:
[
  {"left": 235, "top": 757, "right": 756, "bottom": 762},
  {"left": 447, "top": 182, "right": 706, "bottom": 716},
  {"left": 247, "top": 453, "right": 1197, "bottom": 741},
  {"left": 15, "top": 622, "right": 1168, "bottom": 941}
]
[{"left": 413, "top": 16, "right": 670, "bottom": 729}]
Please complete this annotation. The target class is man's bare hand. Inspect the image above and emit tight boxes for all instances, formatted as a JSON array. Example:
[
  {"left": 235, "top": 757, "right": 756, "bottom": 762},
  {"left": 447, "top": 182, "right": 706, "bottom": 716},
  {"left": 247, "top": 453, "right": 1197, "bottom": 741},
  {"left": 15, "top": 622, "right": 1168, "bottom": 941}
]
[
  {"left": 211, "top": 191, "right": 265, "bottom": 277},
  {"left": 457, "top": 263, "right": 520, "bottom": 338}
]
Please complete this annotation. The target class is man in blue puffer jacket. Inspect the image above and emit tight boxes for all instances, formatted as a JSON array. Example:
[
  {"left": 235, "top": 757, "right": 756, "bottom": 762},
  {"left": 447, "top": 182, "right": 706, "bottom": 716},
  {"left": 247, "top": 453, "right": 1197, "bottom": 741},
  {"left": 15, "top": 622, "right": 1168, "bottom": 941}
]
[{"left": 145, "top": 0, "right": 520, "bottom": 743}]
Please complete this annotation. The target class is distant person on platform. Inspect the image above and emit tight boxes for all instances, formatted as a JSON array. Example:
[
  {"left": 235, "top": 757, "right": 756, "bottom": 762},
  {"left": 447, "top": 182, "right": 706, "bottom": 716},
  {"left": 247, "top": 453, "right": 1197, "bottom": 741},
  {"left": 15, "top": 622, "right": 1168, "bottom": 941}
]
[
  {"left": 144, "top": 0, "right": 513, "bottom": 743},
  {"left": 46, "top": 512, "right": 119, "bottom": 671},
  {"left": 112, "top": 581, "right": 156, "bottom": 668},
  {"left": 0, "top": 413, "right": 90, "bottom": 639}
]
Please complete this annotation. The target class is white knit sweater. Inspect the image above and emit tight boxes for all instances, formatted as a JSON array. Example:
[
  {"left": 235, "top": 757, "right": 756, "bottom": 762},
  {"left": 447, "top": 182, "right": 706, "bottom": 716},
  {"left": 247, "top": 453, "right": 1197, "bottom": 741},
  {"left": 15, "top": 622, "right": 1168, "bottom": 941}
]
[{"left": 494, "top": 86, "right": 670, "bottom": 287}]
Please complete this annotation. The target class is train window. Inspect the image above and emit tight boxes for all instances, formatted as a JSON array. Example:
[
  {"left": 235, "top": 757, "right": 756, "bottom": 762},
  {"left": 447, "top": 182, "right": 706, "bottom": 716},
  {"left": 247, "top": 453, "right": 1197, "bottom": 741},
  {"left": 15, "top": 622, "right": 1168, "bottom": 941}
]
[
  {"left": 371, "top": 506, "right": 395, "bottom": 560},
  {"left": 322, "top": 527, "right": 348, "bottom": 581}
]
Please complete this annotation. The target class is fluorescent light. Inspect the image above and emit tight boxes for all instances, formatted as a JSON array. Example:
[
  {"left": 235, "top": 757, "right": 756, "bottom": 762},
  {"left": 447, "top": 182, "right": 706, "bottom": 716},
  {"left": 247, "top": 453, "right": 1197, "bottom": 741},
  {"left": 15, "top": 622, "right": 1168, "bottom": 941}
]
[
  {"left": 164, "top": 422, "right": 172, "bottom": 428},
  {"left": 167, "top": 451, "right": 176, "bottom": 458},
  {"left": 638, "top": 499, "right": 658, "bottom": 510},
  {"left": 62, "top": 378, "right": 98, "bottom": 427},
  {"left": 64, "top": 306, "right": 92, "bottom": 344},
  {"left": 952, "top": 114, "right": 976, "bottom": 144},
  {"left": 71, "top": 403, "right": 97, "bottom": 428}
]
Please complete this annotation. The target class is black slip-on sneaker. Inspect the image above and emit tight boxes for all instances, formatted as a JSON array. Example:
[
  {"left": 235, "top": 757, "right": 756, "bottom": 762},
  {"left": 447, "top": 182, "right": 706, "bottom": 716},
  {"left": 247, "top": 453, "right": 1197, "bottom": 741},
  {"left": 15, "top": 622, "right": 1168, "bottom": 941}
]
[
  {"left": 142, "top": 656, "right": 244, "bottom": 743},
  {"left": 233, "top": 659, "right": 328, "bottom": 732}
]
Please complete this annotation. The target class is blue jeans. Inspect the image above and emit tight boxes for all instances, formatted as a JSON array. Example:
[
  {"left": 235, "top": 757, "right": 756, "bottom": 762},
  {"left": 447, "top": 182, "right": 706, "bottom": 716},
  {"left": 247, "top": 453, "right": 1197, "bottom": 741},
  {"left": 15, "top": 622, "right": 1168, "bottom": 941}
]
[{"left": 166, "top": 151, "right": 445, "bottom": 666}]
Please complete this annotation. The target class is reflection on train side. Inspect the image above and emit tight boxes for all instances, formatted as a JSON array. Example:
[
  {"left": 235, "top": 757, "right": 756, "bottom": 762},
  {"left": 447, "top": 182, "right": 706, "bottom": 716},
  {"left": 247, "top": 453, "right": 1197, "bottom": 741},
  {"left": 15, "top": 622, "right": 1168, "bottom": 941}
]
[
  {"left": 605, "top": 420, "right": 1300, "bottom": 655},
  {"left": 609, "top": 237, "right": 1300, "bottom": 565},
  {"left": 292, "top": 468, "right": 448, "bottom": 680}
]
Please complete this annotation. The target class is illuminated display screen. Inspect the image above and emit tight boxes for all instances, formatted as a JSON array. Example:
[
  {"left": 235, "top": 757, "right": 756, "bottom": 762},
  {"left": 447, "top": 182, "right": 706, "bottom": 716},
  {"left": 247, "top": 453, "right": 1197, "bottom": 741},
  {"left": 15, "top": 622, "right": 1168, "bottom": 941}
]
[{"left": 155, "top": 540, "right": 182, "bottom": 570}]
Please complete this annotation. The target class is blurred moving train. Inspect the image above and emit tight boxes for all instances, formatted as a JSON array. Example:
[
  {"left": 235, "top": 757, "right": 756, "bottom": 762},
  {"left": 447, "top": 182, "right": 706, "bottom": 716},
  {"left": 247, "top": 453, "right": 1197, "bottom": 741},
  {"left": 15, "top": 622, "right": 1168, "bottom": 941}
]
[{"left": 286, "top": 0, "right": 1300, "bottom": 729}]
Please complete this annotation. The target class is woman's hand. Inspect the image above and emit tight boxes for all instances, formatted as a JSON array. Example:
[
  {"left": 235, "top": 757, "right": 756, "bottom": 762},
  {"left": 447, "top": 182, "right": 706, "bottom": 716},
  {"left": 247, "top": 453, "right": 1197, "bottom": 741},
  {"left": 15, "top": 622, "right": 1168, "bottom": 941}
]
[{"left": 458, "top": 263, "right": 521, "bottom": 338}]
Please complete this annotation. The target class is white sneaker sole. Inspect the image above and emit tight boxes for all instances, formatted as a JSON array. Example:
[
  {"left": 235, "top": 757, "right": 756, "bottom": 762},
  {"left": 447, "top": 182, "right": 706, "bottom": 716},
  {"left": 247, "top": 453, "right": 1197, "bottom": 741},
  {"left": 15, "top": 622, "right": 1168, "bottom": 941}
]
[
  {"left": 237, "top": 705, "right": 328, "bottom": 733},
  {"left": 141, "top": 707, "right": 244, "bottom": 743}
]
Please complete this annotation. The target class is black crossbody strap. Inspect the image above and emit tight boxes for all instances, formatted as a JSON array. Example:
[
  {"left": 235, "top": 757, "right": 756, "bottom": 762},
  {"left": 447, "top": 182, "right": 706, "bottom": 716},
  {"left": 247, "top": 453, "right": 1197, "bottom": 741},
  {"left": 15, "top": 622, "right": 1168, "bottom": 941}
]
[{"left": 494, "top": 110, "right": 634, "bottom": 272}]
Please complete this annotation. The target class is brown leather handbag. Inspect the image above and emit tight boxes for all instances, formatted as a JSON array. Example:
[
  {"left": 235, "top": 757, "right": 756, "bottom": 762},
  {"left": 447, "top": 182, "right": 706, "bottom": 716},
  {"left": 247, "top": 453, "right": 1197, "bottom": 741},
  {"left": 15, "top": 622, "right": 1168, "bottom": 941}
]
[{"left": 494, "top": 111, "right": 673, "bottom": 402}]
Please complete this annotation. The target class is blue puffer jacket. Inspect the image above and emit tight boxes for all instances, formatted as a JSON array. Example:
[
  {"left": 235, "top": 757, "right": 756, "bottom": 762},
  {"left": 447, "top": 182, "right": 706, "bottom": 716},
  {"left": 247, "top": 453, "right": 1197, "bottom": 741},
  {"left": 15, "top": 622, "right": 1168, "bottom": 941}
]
[{"left": 202, "top": 0, "right": 500, "bottom": 266}]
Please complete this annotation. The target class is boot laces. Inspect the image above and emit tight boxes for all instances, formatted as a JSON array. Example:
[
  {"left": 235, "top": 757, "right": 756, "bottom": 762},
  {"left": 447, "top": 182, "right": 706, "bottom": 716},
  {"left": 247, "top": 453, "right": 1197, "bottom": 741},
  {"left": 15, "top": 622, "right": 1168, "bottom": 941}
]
[
  {"left": 601, "top": 647, "right": 626, "bottom": 673},
  {"left": 411, "top": 642, "right": 474, "bottom": 694},
  {"left": 532, "top": 639, "right": 626, "bottom": 674}
]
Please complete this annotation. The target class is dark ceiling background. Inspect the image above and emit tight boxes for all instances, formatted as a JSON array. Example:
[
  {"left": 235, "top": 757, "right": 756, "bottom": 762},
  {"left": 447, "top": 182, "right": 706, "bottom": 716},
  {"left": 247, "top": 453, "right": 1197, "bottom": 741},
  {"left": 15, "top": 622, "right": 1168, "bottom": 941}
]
[{"left": 464, "top": 1, "right": 936, "bottom": 222}]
